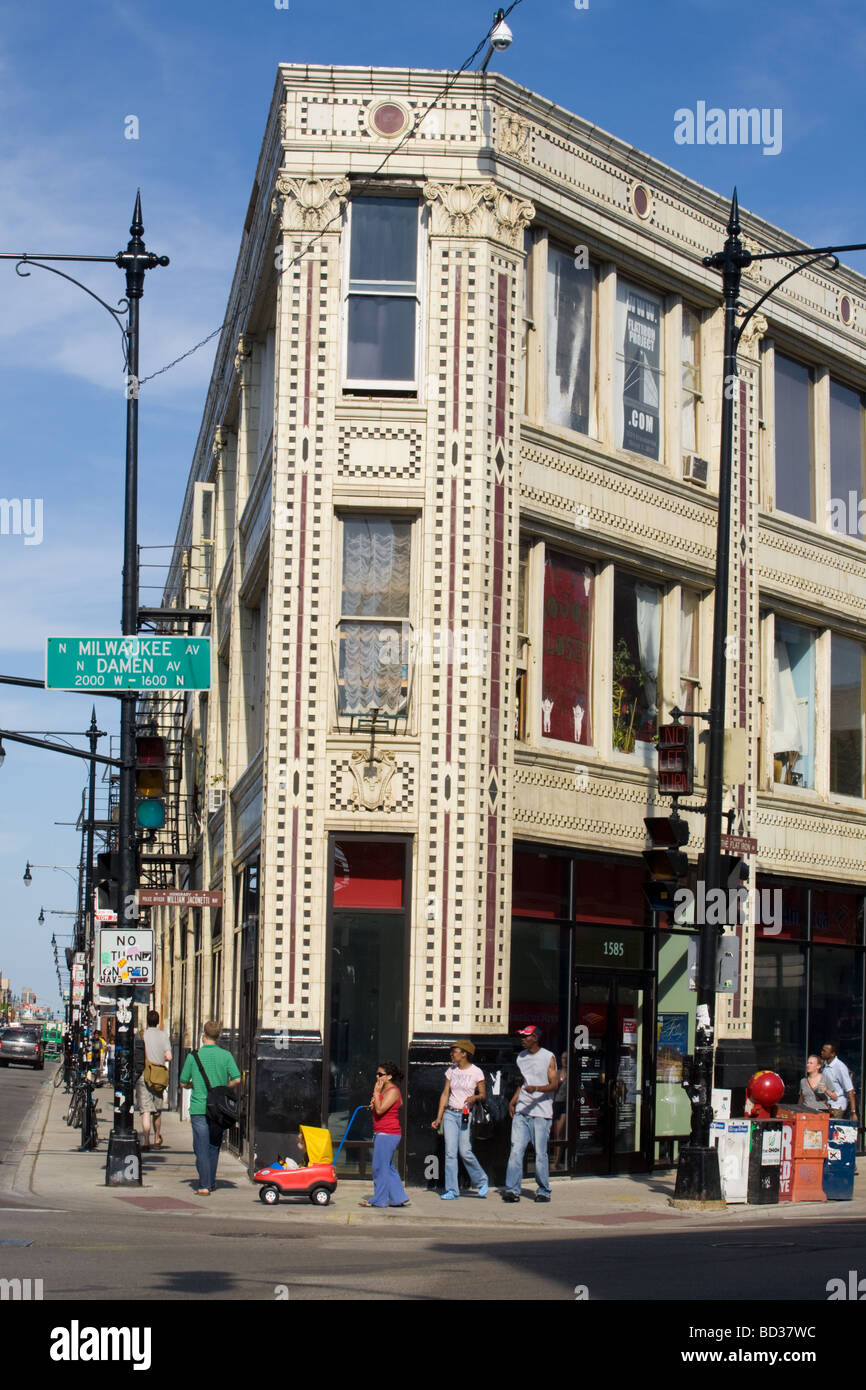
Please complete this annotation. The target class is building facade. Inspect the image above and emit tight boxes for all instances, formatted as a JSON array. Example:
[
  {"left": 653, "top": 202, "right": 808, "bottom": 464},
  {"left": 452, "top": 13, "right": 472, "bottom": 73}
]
[{"left": 144, "top": 66, "right": 866, "bottom": 1181}]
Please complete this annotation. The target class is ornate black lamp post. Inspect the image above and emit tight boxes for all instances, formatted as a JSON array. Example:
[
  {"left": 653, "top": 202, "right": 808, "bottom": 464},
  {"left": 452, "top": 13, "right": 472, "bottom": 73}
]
[
  {"left": 0, "top": 194, "right": 168, "bottom": 1185},
  {"left": 674, "top": 191, "right": 866, "bottom": 1203}
]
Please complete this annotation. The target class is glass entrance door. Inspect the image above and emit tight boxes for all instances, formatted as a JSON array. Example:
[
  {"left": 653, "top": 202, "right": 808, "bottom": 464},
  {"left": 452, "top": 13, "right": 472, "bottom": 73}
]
[{"left": 571, "top": 972, "right": 653, "bottom": 1173}]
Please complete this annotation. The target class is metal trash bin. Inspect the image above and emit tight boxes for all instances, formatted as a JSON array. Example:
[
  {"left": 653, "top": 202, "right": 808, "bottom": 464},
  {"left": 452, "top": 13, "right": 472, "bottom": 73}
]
[
  {"left": 823, "top": 1120, "right": 857, "bottom": 1201},
  {"left": 747, "top": 1119, "right": 782, "bottom": 1204}
]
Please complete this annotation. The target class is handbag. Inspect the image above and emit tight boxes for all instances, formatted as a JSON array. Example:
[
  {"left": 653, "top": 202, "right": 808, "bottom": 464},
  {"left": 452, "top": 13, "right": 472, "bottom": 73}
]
[
  {"left": 471, "top": 1098, "right": 494, "bottom": 1140},
  {"left": 192, "top": 1050, "right": 240, "bottom": 1129}
]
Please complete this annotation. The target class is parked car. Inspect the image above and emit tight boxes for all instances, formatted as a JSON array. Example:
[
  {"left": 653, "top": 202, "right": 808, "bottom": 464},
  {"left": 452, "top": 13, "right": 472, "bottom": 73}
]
[{"left": 0, "top": 1026, "right": 44, "bottom": 1070}]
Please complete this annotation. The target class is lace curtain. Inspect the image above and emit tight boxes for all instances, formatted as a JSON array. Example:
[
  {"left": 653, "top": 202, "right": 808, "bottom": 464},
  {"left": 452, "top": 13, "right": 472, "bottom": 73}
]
[{"left": 340, "top": 519, "right": 410, "bottom": 715}]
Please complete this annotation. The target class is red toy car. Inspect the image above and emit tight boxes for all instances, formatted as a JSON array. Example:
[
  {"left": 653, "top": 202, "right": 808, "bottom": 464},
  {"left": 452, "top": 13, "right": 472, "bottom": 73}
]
[{"left": 253, "top": 1108, "right": 368, "bottom": 1208}]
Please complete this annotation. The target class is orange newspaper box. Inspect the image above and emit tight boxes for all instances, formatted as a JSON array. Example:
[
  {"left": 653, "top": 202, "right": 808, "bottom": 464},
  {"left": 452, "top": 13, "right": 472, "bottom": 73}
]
[{"left": 779, "top": 1116, "right": 828, "bottom": 1203}]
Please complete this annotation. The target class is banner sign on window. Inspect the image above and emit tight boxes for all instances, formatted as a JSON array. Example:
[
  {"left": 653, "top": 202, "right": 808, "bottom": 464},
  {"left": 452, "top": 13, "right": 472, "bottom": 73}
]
[{"left": 621, "top": 287, "right": 661, "bottom": 460}]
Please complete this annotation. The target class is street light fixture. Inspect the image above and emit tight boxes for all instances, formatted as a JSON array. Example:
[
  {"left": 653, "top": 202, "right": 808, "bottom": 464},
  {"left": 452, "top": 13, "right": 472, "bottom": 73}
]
[{"left": 22, "top": 861, "right": 79, "bottom": 887}]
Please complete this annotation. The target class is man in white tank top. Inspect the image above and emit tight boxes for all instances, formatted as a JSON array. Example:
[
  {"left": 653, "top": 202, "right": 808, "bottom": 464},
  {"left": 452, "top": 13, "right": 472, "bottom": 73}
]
[{"left": 502, "top": 1026, "right": 559, "bottom": 1202}]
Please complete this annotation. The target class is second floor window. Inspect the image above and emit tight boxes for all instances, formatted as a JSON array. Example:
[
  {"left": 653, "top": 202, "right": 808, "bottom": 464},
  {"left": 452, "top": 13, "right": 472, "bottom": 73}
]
[
  {"left": 831, "top": 634, "right": 865, "bottom": 797},
  {"left": 773, "top": 619, "right": 815, "bottom": 788},
  {"left": 774, "top": 355, "right": 813, "bottom": 521},
  {"left": 541, "top": 549, "right": 593, "bottom": 745},
  {"left": 337, "top": 516, "right": 411, "bottom": 716},
  {"left": 344, "top": 197, "right": 420, "bottom": 390},
  {"left": 613, "top": 570, "right": 661, "bottom": 750}
]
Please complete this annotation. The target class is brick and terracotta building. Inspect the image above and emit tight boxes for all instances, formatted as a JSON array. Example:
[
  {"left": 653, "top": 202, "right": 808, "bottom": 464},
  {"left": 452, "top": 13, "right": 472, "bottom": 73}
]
[{"left": 144, "top": 65, "right": 865, "bottom": 1179}]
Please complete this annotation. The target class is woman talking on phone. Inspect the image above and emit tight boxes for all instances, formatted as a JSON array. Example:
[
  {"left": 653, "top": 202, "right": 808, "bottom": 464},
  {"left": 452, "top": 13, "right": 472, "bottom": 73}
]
[{"left": 360, "top": 1061, "right": 411, "bottom": 1208}]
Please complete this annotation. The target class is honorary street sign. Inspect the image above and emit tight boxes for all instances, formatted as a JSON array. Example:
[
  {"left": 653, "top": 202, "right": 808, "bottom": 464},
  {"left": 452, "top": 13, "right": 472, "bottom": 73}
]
[
  {"left": 46, "top": 636, "right": 211, "bottom": 691},
  {"left": 137, "top": 889, "right": 223, "bottom": 909},
  {"left": 98, "top": 929, "right": 154, "bottom": 988},
  {"left": 720, "top": 833, "right": 758, "bottom": 855}
]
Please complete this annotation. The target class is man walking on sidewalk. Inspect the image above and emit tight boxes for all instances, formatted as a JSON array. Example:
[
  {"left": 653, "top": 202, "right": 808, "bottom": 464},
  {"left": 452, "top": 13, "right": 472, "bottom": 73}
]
[
  {"left": 502, "top": 1026, "right": 559, "bottom": 1204},
  {"left": 179, "top": 1021, "right": 241, "bottom": 1196},
  {"left": 821, "top": 1041, "right": 858, "bottom": 1123},
  {"left": 136, "top": 1010, "right": 173, "bottom": 1151}
]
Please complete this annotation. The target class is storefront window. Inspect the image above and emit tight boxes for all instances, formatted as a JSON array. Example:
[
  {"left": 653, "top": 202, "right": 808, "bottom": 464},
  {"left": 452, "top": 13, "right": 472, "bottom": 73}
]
[
  {"left": 509, "top": 919, "right": 569, "bottom": 1050},
  {"left": 541, "top": 551, "right": 593, "bottom": 745},
  {"left": 512, "top": 850, "right": 570, "bottom": 918},
  {"left": 811, "top": 889, "right": 862, "bottom": 945},
  {"left": 574, "top": 860, "right": 646, "bottom": 925},
  {"left": 752, "top": 943, "right": 808, "bottom": 1101},
  {"left": 328, "top": 838, "right": 407, "bottom": 1175}
]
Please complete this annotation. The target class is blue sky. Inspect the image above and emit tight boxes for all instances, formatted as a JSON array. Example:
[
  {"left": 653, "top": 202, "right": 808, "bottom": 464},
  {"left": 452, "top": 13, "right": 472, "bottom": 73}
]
[{"left": 1, "top": 0, "right": 865, "bottom": 1009}]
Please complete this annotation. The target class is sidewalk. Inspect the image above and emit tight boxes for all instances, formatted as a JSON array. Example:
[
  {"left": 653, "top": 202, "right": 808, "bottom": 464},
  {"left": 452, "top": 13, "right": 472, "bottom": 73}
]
[{"left": 7, "top": 1074, "right": 866, "bottom": 1231}]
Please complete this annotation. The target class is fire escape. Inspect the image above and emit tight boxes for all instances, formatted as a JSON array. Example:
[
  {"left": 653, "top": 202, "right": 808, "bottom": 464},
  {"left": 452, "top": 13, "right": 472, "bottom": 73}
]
[{"left": 134, "top": 533, "right": 213, "bottom": 889}]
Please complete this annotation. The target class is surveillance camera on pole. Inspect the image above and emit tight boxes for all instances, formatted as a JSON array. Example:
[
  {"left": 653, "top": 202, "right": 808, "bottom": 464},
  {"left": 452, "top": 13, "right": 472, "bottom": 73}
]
[{"left": 480, "top": 9, "right": 513, "bottom": 71}]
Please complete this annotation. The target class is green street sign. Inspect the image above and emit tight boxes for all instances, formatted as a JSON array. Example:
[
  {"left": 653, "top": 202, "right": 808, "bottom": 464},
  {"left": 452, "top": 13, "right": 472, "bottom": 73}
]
[{"left": 46, "top": 636, "right": 211, "bottom": 691}]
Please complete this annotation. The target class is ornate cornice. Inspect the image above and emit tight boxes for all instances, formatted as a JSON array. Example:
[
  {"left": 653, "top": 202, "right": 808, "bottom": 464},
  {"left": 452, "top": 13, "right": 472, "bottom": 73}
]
[{"left": 271, "top": 174, "right": 350, "bottom": 233}]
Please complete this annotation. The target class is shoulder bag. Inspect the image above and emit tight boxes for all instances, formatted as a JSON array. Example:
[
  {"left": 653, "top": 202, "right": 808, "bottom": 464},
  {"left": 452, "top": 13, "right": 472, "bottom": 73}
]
[{"left": 192, "top": 1050, "right": 240, "bottom": 1130}]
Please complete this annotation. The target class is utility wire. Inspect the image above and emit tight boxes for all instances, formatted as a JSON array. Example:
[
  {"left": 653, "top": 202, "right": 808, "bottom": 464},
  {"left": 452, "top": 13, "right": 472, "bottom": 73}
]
[{"left": 138, "top": 0, "right": 527, "bottom": 388}]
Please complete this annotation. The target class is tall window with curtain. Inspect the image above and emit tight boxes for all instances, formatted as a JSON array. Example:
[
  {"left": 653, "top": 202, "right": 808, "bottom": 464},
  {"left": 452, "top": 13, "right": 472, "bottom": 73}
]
[
  {"left": 773, "top": 619, "right": 815, "bottom": 787},
  {"left": 612, "top": 571, "right": 662, "bottom": 751},
  {"left": 681, "top": 307, "right": 701, "bottom": 459},
  {"left": 679, "top": 588, "right": 701, "bottom": 714},
  {"left": 337, "top": 516, "right": 411, "bottom": 716},
  {"left": 546, "top": 244, "right": 595, "bottom": 437},
  {"left": 541, "top": 550, "right": 593, "bottom": 745}
]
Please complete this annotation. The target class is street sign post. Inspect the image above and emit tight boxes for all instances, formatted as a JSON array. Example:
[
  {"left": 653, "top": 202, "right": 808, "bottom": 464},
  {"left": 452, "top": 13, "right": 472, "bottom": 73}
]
[
  {"left": 97, "top": 929, "right": 154, "bottom": 988},
  {"left": 46, "top": 636, "right": 211, "bottom": 691},
  {"left": 720, "top": 833, "right": 758, "bottom": 856},
  {"left": 136, "top": 889, "right": 223, "bottom": 908}
]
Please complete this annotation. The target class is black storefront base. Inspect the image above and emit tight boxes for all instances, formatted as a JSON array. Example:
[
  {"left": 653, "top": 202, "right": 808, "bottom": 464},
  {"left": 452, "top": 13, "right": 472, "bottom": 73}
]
[
  {"left": 406, "top": 1035, "right": 528, "bottom": 1188},
  {"left": 249, "top": 1030, "right": 323, "bottom": 1175}
]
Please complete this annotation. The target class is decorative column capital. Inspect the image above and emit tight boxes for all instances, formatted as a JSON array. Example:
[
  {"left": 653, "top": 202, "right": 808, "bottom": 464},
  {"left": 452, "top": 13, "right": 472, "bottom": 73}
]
[
  {"left": 212, "top": 425, "right": 230, "bottom": 462},
  {"left": 271, "top": 174, "right": 350, "bottom": 233},
  {"left": 234, "top": 335, "right": 253, "bottom": 384},
  {"left": 423, "top": 180, "right": 534, "bottom": 248}
]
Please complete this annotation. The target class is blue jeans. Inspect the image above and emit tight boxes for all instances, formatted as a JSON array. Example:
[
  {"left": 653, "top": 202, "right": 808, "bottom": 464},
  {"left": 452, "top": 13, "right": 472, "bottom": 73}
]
[
  {"left": 442, "top": 1108, "right": 488, "bottom": 1195},
  {"left": 191, "top": 1114, "right": 223, "bottom": 1191},
  {"left": 370, "top": 1133, "right": 409, "bottom": 1206},
  {"left": 505, "top": 1113, "right": 552, "bottom": 1196}
]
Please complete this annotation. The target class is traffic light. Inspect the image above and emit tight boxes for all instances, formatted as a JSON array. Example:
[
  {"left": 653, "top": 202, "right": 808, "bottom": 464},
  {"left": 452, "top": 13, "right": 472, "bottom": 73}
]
[
  {"left": 721, "top": 855, "right": 749, "bottom": 925},
  {"left": 135, "top": 735, "right": 166, "bottom": 830},
  {"left": 96, "top": 851, "right": 121, "bottom": 913},
  {"left": 643, "top": 814, "right": 689, "bottom": 913}
]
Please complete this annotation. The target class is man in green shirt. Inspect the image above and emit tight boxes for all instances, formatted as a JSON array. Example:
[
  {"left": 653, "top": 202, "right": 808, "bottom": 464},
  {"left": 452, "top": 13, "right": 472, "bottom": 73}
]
[{"left": 179, "top": 1020, "right": 241, "bottom": 1195}]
